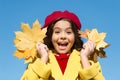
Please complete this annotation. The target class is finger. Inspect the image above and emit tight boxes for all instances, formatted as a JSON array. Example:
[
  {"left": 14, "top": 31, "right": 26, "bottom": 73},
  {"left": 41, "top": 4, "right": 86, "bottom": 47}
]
[
  {"left": 36, "top": 42, "right": 41, "bottom": 47},
  {"left": 83, "top": 41, "right": 94, "bottom": 52},
  {"left": 88, "top": 41, "right": 96, "bottom": 53},
  {"left": 44, "top": 45, "right": 49, "bottom": 52},
  {"left": 89, "top": 40, "right": 96, "bottom": 50}
]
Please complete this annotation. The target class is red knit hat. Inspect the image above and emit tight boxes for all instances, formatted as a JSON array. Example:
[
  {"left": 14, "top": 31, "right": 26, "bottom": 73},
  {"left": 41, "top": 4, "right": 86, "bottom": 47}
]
[{"left": 43, "top": 10, "right": 81, "bottom": 29}]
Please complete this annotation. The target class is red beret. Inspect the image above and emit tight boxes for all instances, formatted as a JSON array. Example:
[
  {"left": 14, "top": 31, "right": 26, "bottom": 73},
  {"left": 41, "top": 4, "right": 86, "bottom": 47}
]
[{"left": 43, "top": 10, "right": 81, "bottom": 29}]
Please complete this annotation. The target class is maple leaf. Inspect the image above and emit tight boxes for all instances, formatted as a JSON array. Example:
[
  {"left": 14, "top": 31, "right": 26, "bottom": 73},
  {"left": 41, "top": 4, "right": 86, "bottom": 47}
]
[
  {"left": 78, "top": 29, "right": 90, "bottom": 39},
  {"left": 13, "top": 20, "right": 47, "bottom": 63},
  {"left": 87, "top": 29, "right": 109, "bottom": 50},
  {"left": 78, "top": 28, "right": 110, "bottom": 62}
]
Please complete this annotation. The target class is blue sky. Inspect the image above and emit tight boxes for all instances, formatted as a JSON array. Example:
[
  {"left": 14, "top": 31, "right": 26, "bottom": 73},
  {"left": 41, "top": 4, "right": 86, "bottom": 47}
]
[{"left": 0, "top": 0, "right": 120, "bottom": 80}]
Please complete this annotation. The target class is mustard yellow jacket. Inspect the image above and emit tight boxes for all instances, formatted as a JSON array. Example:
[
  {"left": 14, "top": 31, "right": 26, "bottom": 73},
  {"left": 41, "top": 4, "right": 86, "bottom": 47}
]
[{"left": 21, "top": 50, "right": 105, "bottom": 80}]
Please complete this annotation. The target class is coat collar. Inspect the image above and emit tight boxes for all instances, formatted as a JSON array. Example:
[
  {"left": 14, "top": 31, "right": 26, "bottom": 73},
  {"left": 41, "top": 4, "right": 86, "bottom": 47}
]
[{"left": 49, "top": 49, "right": 82, "bottom": 80}]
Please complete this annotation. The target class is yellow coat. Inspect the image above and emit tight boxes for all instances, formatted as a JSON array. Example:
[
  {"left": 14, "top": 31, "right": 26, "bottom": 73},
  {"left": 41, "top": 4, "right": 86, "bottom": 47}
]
[{"left": 21, "top": 50, "right": 105, "bottom": 80}]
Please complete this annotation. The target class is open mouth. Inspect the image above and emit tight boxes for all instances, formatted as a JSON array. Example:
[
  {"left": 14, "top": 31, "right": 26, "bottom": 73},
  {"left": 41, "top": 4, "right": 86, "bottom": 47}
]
[
  {"left": 58, "top": 42, "right": 68, "bottom": 46},
  {"left": 58, "top": 42, "right": 68, "bottom": 50}
]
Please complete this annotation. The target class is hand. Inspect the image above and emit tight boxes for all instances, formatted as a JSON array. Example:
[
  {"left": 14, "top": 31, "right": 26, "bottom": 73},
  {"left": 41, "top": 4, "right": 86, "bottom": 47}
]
[
  {"left": 80, "top": 40, "right": 96, "bottom": 68},
  {"left": 36, "top": 42, "right": 49, "bottom": 64},
  {"left": 80, "top": 40, "right": 96, "bottom": 58}
]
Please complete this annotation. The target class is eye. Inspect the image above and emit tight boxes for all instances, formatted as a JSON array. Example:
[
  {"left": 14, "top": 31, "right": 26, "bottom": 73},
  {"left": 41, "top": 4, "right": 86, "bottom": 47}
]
[
  {"left": 55, "top": 31, "right": 60, "bottom": 33},
  {"left": 66, "top": 29, "right": 73, "bottom": 34},
  {"left": 54, "top": 30, "right": 60, "bottom": 34},
  {"left": 67, "top": 31, "right": 72, "bottom": 34}
]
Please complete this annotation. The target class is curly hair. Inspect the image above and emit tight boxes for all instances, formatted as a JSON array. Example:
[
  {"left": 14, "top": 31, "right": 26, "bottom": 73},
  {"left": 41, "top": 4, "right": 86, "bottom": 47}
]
[{"left": 43, "top": 18, "right": 83, "bottom": 52}]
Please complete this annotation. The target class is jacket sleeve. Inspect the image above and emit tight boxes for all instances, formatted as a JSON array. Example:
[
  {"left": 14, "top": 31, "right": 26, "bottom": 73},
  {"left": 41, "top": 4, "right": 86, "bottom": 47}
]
[
  {"left": 79, "top": 61, "right": 105, "bottom": 80},
  {"left": 21, "top": 58, "right": 51, "bottom": 80}
]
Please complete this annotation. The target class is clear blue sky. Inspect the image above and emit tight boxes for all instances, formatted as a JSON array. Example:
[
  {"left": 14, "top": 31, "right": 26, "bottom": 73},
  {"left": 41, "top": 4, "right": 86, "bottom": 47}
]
[{"left": 0, "top": 0, "right": 119, "bottom": 80}]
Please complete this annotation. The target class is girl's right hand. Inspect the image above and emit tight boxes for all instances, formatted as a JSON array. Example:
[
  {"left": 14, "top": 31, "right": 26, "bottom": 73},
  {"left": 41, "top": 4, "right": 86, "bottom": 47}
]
[{"left": 36, "top": 42, "right": 49, "bottom": 64}]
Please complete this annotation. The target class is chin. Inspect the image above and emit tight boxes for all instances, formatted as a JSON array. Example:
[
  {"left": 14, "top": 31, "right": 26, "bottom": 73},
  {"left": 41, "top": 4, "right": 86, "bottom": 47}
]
[{"left": 57, "top": 50, "right": 69, "bottom": 54}]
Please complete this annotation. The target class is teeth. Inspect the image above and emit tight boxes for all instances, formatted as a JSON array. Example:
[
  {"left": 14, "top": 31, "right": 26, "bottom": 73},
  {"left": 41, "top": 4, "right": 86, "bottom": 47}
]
[{"left": 58, "top": 43, "right": 68, "bottom": 46}]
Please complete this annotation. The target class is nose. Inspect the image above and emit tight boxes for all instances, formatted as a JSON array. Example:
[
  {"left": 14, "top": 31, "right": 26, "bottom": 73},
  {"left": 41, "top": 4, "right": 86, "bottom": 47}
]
[{"left": 60, "top": 32, "right": 66, "bottom": 40}]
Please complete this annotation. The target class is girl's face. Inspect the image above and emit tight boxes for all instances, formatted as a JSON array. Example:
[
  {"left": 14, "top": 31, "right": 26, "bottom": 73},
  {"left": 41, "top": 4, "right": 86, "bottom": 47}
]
[{"left": 52, "top": 20, "right": 75, "bottom": 54}]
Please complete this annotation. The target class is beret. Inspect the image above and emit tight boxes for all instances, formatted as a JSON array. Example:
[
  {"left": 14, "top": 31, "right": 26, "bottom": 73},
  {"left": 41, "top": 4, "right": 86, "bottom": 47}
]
[{"left": 43, "top": 10, "right": 81, "bottom": 29}]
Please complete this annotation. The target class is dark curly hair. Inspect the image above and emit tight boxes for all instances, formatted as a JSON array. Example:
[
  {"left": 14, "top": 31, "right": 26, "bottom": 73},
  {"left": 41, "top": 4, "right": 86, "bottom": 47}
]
[{"left": 43, "top": 18, "right": 83, "bottom": 52}]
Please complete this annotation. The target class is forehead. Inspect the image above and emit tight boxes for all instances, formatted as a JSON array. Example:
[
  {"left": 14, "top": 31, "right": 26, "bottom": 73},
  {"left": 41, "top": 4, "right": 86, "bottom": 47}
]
[{"left": 53, "top": 20, "right": 72, "bottom": 30}]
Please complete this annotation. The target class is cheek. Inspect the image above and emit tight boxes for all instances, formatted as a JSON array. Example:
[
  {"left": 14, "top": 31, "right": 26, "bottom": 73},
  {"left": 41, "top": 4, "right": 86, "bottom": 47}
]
[
  {"left": 71, "top": 37, "right": 75, "bottom": 44},
  {"left": 68, "top": 35, "right": 75, "bottom": 45},
  {"left": 52, "top": 34, "right": 57, "bottom": 44}
]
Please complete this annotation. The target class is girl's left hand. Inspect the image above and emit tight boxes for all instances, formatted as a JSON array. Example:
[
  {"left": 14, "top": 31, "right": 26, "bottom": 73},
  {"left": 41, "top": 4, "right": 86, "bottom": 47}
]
[{"left": 80, "top": 40, "right": 96, "bottom": 58}]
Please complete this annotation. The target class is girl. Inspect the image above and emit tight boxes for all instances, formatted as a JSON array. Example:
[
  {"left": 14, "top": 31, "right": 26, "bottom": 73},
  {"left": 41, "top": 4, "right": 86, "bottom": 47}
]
[{"left": 21, "top": 10, "right": 105, "bottom": 80}]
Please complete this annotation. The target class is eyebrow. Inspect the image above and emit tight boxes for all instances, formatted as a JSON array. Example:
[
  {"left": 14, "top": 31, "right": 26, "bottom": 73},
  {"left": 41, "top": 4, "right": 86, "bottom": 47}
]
[{"left": 53, "top": 26, "right": 72, "bottom": 30}]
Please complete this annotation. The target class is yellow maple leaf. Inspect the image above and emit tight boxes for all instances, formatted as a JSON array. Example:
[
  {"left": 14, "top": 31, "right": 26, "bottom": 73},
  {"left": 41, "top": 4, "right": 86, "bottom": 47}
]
[
  {"left": 87, "top": 29, "right": 109, "bottom": 50},
  {"left": 78, "top": 29, "right": 90, "bottom": 39},
  {"left": 13, "top": 20, "right": 47, "bottom": 63},
  {"left": 79, "top": 28, "right": 109, "bottom": 50},
  {"left": 78, "top": 28, "right": 110, "bottom": 62}
]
